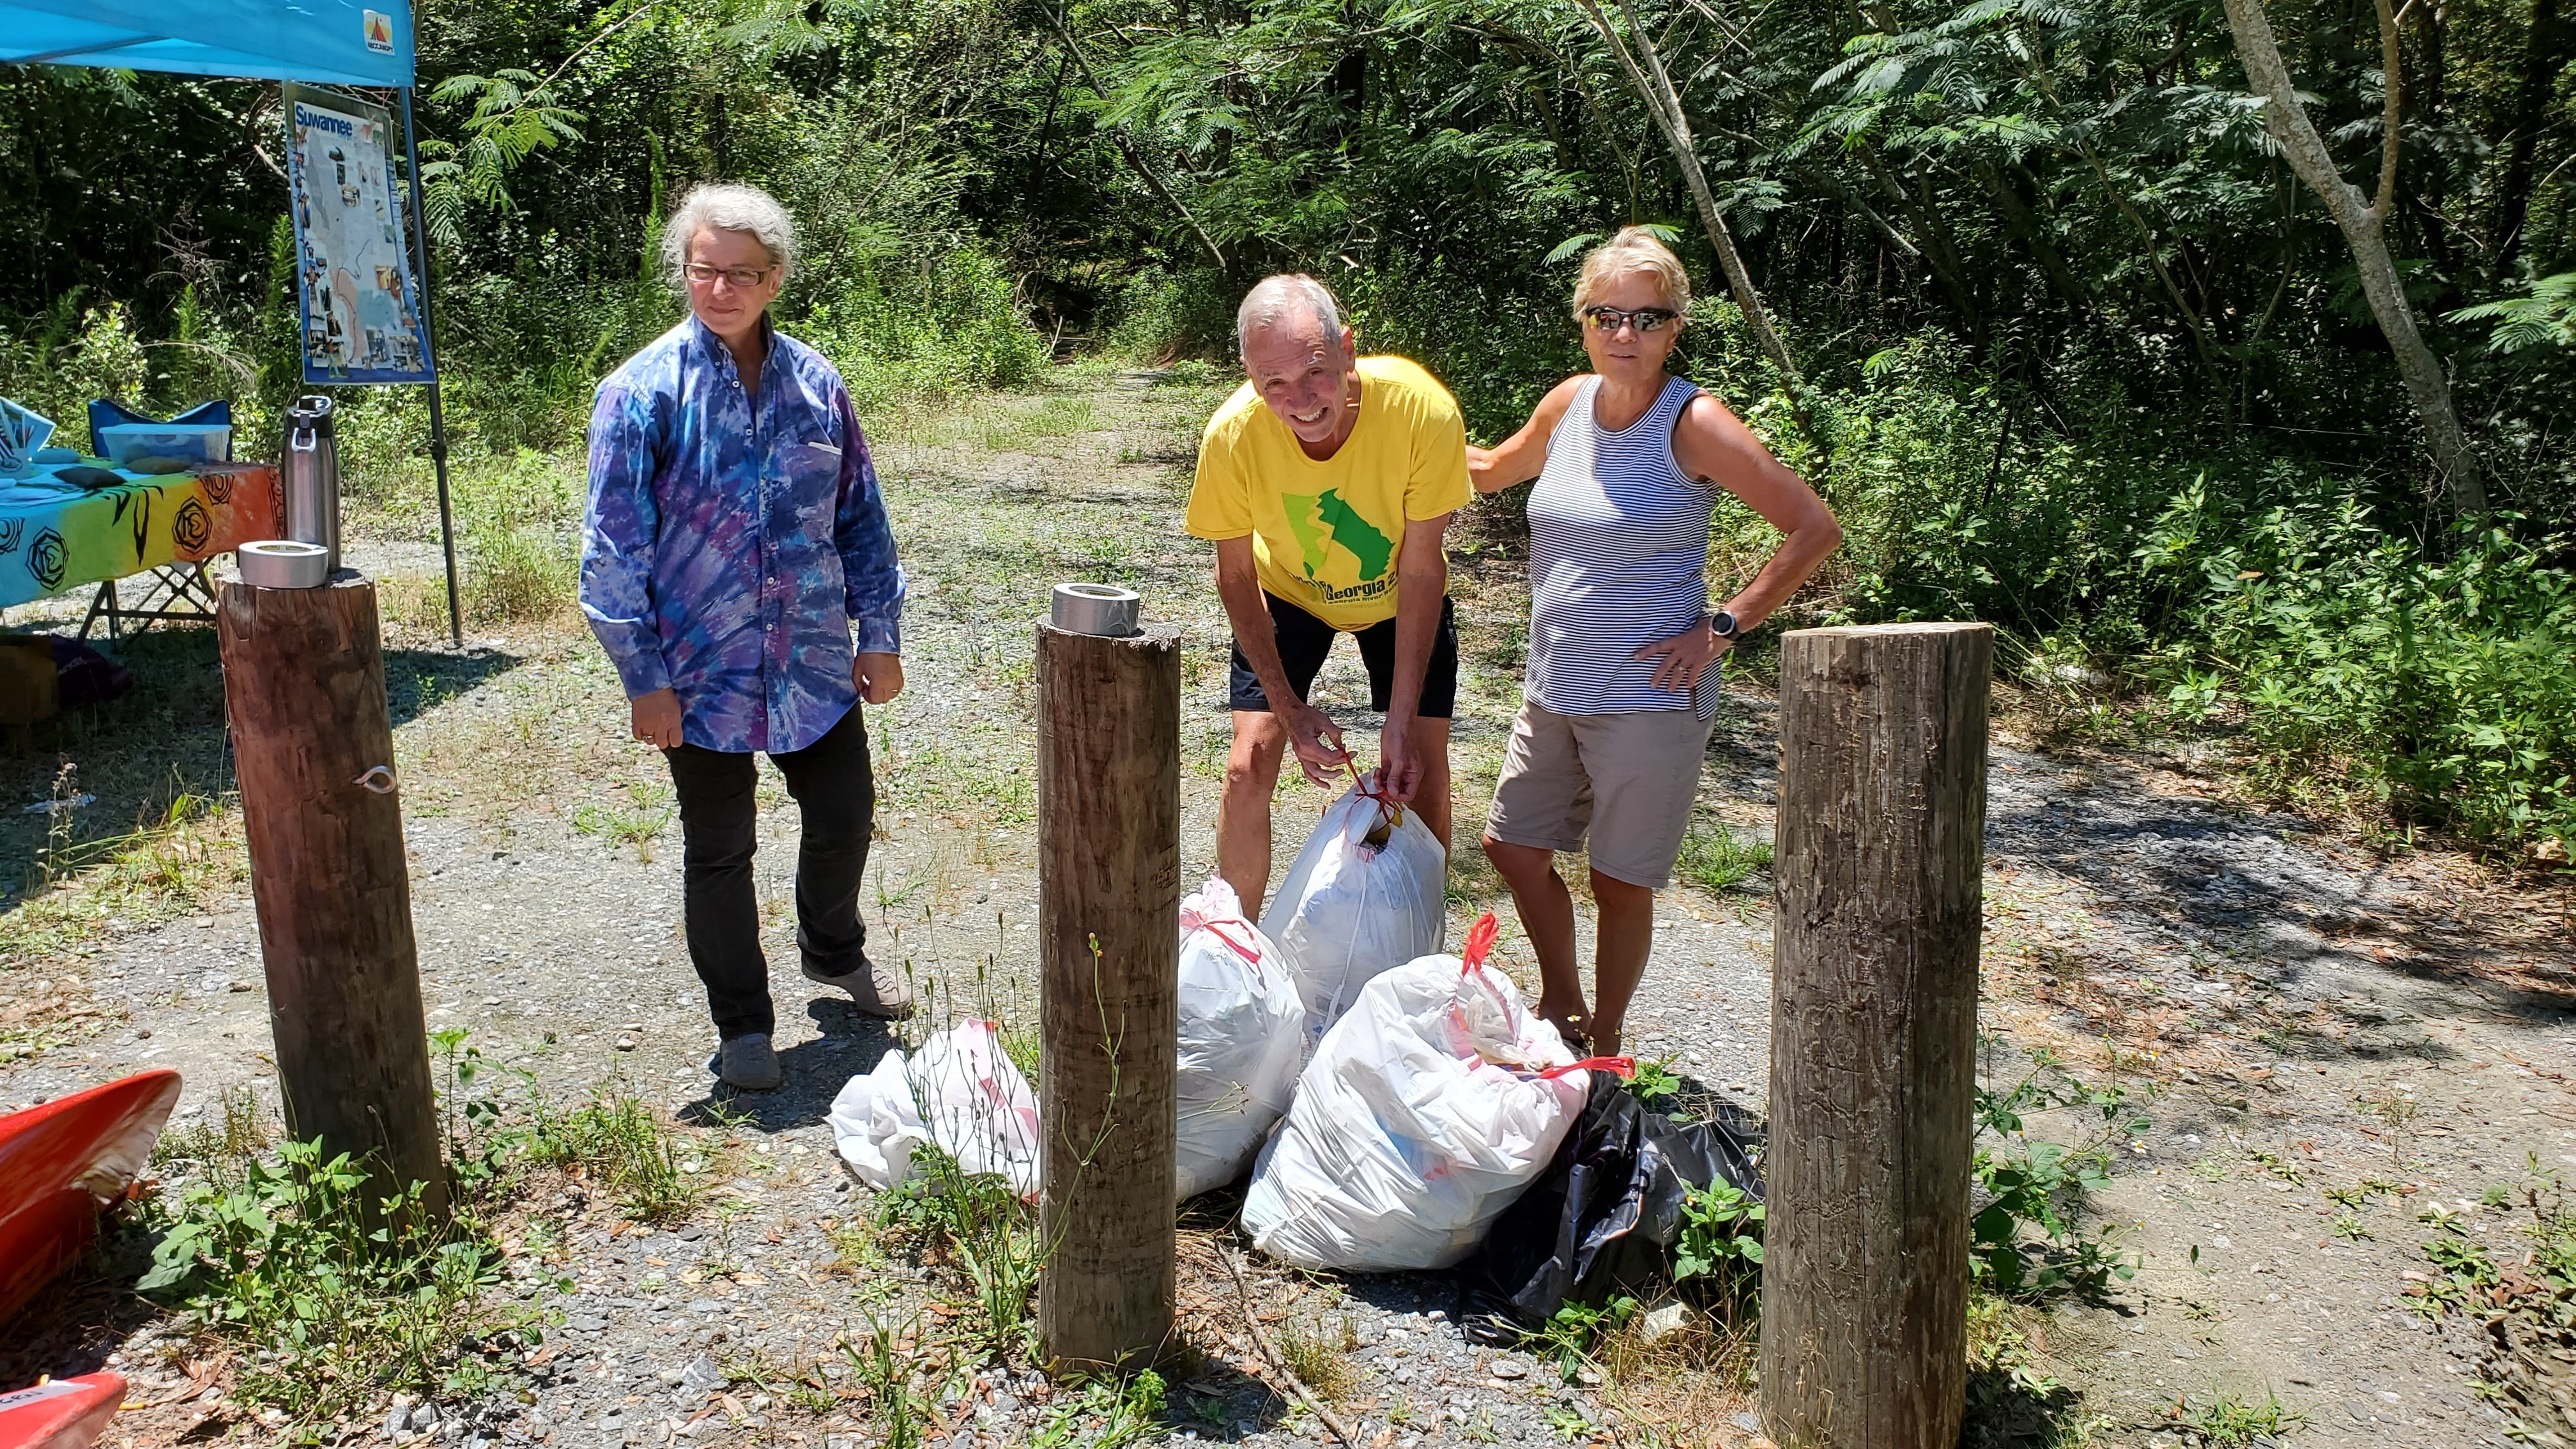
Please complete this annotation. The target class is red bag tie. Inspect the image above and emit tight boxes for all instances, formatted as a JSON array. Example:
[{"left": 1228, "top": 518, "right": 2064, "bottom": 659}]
[
  {"left": 1459, "top": 912, "right": 1501, "bottom": 974},
  {"left": 1201, "top": 919, "right": 1264, "bottom": 965},
  {"left": 1538, "top": 1055, "right": 1637, "bottom": 1081}
]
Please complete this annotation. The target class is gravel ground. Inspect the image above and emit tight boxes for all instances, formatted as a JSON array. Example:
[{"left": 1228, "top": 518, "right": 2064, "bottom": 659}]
[{"left": 3, "top": 369, "right": 2572, "bottom": 1448}]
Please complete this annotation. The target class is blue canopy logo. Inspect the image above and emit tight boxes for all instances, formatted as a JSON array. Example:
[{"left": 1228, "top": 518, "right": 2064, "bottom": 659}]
[{"left": 364, "top": 11, "right": 395, "bottom": 53}]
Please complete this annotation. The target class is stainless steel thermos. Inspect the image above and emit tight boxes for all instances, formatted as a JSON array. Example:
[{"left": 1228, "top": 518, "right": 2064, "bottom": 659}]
[{"left": 282, "top": 395, "right": 342, "bottom": 575}]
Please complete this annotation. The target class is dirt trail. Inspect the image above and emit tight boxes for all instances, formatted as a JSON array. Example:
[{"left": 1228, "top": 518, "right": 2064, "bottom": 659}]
[{"left": 2, "top": 367, "right": 2572, "bottom": 1448}]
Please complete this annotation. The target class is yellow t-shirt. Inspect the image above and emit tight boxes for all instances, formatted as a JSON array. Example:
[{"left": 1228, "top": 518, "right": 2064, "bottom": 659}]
[{"left": 1184, "top": 355, "right": 1472, "bottom": 632}]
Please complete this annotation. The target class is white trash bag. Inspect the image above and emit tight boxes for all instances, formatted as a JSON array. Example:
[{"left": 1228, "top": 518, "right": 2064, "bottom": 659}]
[
  {"left": 827, "top": 1018, "right": 1041, "bottom": 1200},
  {"left": 1260, "top": 776, "right": 1446, "bottom": 1036},
  {"left": 1174, "top": 878, "right": 1307, "bottom": 1200},
  {"left": 1241, "top": 914, "right": 1627, "bottom": 1271}
]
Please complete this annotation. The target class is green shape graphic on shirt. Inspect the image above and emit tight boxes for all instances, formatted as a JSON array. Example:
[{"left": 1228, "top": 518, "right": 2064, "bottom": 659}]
[{"left": 1280, "top": 489, "right": 1393, "bottom": 581}]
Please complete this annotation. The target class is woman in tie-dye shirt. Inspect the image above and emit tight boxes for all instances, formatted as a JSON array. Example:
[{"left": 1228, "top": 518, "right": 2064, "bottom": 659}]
[{"left": 581, "top": 182, "right": 909, "bottom": 1092}]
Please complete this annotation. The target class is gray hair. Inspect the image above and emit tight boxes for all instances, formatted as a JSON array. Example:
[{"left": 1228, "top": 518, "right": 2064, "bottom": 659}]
[
  {"left": 660, "top": 182, "right": 798, "bottom": 289},
  {"left": 1236, "top": 274, "right": 1345, "bottom": 355}
]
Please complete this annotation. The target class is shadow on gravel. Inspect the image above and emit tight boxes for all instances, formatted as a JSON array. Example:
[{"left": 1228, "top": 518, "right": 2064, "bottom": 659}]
[
  {"left": 679, "top": 1004, "right": 902, "bottom": 1131},
  {"left": 383, "top": 645, "right": 526, "bottom": 727},
  {"left": 1986, "top": 756, "right": 2576, "bottom": 1027}
]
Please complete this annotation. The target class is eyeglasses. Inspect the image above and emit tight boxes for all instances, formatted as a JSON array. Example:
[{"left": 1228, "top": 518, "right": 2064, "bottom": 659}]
[
  {"left": 1583, "top": 305, "right": 1680, "bottom": 334},
  {"left": 684, "top": 261, "right": 774, "bottom": 289}
]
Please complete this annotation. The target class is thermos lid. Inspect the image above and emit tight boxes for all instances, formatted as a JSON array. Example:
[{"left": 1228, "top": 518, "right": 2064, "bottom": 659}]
[{"left": 285, "top": 395, "right": 336, "bottom": 436}]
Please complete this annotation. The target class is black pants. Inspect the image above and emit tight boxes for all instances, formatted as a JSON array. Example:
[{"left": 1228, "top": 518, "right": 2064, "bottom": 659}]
[{"left": 661, "top": 704, "right": 874, "bottom": 1041}]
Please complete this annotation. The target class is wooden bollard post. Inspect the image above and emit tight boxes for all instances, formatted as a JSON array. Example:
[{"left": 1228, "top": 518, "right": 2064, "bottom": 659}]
[
  {"left": 218, "top": 574, "right": 447, "bottom": 1223},
  {"left": 1034, "top": 587, "right": 1179, "bottom": 1374},
  {"left": 1759, "top": 623, "right": 1989, "bottom": 1449}
]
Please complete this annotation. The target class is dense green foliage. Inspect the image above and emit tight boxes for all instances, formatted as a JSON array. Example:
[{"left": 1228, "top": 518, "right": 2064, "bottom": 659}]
[{"left": 2, "top": 0, "right": 2572, "bottom": 845}]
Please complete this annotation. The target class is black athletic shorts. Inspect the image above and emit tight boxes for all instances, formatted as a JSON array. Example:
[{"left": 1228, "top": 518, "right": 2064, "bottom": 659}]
[{"left": 1227, "top": 592, "right": 1459, "bottom": 720}]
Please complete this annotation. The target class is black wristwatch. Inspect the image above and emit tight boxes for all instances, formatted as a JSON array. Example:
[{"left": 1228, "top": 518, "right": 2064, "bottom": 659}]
[{"left": 1708, "top": 609, "right": 1742, "bottom": 641}]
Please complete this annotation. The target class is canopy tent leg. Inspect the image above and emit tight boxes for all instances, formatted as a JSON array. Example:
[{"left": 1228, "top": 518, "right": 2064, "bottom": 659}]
[{"left": 396, "top": 86, "right": 464, "bottom": 650}]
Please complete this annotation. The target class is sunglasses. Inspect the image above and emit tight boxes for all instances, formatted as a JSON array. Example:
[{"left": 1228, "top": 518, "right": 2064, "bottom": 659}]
[
  {"left": 684, "top": 262, "right": 775, "bottom": 289},
  {"left": 1582, "top": 305, "right": 1680, "bottom": 334}
]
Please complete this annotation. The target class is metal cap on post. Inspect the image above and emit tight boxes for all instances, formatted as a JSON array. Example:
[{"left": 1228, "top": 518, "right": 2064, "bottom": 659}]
[
  {"left": 1035, "top": 581, "right": 1178, "bottom": 1374},
  {"left": 1051, "top": 582, "right": 1142, "bottom": 638}
]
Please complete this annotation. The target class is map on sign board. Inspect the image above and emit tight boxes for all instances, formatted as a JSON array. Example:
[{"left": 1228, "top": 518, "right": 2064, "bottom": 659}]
[{"left": 282, "top": 84, "right": 434, "bottom": 384}]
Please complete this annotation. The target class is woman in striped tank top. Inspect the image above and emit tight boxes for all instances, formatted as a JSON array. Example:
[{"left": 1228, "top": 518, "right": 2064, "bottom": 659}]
[{"left": 1464, "top": 227, "right": 1841, "bottom": 1056}]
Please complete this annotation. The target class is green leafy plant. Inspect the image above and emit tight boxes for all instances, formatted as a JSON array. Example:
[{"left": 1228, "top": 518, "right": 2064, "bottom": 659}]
[
  {"left": 523, "top": 1081, "right": 699, "bottom": 1223},
  {"left": 2171, "top": 1388, "right": 2306, "bottom": 1445},
  {"left": 1673, "top": 1179, "right": 1766, "bottom": 1308},
  {"left": 1029, "top": 1370, "right": 1167, "bottom": 1448},
  {"left": 138, "top": 1138, "right": 539, "bottom": 1423},
  {"left": 1535, "top": 1295, "right": 1638, "bottom": 1376},
  {"left": 1970, "top": 1048, "right": 2145, "bottom": 1299}
]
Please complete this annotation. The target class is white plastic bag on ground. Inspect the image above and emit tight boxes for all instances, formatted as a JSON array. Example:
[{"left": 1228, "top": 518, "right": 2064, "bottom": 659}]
[
  {"left": 827, "top": 1019, "right": 1041, "bottom": 1200},
  {"left": 1241, "top": 914, "right": 1629, "bottom": 1271},
  {"left": 1260, "top": 778, "right": 1446, "bottom": 1036},
  {"left": 1174, "top": 878, "right": 1307, "bottom": 1200}
]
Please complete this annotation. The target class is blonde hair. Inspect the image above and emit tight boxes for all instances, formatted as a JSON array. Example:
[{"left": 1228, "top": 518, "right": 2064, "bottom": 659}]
[{"left": 1570, "top": 226, "right": 1692, "bottom": 321}]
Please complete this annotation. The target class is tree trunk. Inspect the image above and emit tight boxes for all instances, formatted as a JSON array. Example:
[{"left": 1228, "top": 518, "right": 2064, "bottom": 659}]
[
  {"left": 1972, "top": 159, "right": 2096, "bottom": 316},
  {"left": 2494, "top": 0, "right": 2568, "bottom": 271},
  {"left": 1572, "top": 0, "right": 1820, "bottom": 444},
  {"left": 1759, "top": 624, "right": 1989, "bottom": 1449},
  {"left": 218, "top": 574, "right": 447, "bottom": 1225},
  {"left": 2221, "top": 0, "right": 2488, "bottom": 514}
]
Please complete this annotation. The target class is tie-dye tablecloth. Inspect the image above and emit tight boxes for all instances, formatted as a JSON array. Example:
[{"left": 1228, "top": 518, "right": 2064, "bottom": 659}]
[{"left": 0, "top": 461, "right": 283, "bottom": 608}]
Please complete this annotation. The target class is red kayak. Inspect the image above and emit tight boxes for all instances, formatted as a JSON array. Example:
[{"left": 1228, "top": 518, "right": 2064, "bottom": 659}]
[
  {"left": 0, "top": 1375, "right": 125, "bottom": 1449},
  {"left": 0, "top": 1070, "right": 182, "bottom": 1327}
]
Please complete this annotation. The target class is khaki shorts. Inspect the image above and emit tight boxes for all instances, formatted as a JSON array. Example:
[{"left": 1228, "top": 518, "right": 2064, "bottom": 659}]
[{"left": 1484, "top": 699, "right": 1714, "bottom": 889}]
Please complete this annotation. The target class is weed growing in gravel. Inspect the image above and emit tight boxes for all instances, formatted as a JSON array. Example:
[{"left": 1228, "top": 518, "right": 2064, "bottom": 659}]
[
  {"left": 138, "top": 1138, "right": 544, "bottom": 1427},
  {"left": 152, "top": 1082, "right": 271, "bottom": 1170},
  {"left": 1972, "top": 1046, "right": 2147, "bottom": 1298},
  {"left": 523, "top": 1081, "right": 700, "bottom": 1224},
  {"left": 1673, "top": 818, "right": 1772, "bottom": 893},
  {"left": 571, "top": 782, "right": 675, "bottom": 862},
  {"left": 1028, "top": 1370, "right": 1166, "bottom": 1448},
  {"left": 841, "top": 1310, "right": 942, "bottom": 1449},
  {"left": 2168, "top": 1388, "right": 2304, "bottom": 1444},
  {"left": 1274, "top": 1312, "right": 1360, "bottom": 1402}
]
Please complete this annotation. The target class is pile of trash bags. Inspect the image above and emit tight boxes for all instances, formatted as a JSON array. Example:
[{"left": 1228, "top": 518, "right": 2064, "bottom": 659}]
[
  {"left": 1243, "top": 913, "right": 1621, "bottom": 1270},
  {"left": 826, "top": 776, "right": 1765, "bottom": 1287}
]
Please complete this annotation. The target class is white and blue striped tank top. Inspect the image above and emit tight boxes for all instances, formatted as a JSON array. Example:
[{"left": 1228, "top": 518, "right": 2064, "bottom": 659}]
[{"left": 1524, "top": 374, "right": 1721, "bottom": 718}]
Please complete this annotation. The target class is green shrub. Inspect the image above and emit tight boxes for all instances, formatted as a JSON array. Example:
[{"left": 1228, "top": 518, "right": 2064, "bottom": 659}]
[{"left": 2145, "top": 487, "right": 2576, "bottom": 847}]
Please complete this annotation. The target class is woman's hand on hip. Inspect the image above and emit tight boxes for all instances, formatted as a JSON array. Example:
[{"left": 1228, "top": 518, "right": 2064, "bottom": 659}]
[
  {"left": 631, "top": 688, "right": 684, "bottom": 749},
  {"left": 855, "top": 652, "right": 905, "bottom": 705},
  {"left": 1633, "top": 620, "right": 1729, "bottom": 691}
]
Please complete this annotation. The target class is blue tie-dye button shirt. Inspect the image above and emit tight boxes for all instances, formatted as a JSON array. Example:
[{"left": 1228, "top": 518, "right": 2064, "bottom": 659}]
[{"left": 581, "top": 314, "right": 905, "bottom": 754}]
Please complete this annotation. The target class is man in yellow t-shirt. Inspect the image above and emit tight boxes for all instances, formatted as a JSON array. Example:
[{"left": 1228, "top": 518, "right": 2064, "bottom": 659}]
[{"left": 1184, "top": 273, "right": 1471, "bottom": 912}]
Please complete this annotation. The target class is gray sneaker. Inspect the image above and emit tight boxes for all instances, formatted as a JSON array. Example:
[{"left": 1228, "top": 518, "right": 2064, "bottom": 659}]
[
  {"left": 706, "top": 1033, "right": 783, "bottom": 1091},
  {"left": 801, "top": 954, "right": 916, "bottom": 1020}
]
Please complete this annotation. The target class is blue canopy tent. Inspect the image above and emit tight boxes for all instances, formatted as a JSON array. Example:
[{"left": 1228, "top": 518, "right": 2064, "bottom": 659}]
[{"left": 1, "top": 0, "right": 465, "bottom": 645}]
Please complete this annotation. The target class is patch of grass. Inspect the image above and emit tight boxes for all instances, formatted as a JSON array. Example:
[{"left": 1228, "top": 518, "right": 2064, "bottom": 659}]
[
  {"left": 152, "top": 1082, "right": 271, "bottom": 1170},
  {"left": 524, "top": 1082, "right": 700, "bottom": 1224},
  {"left": 572, "top": 782, "right": 674, "bottom": 862},
  {"left": 841, "top": 1310, "right": 944, "bottom": 1449},
  {"left": 1673, "top": 818, "right": 1772, "bottom": 894},
  {"left": 1275, "top": 1311, "right": 1360, "bottom": 1402},
  {"left": 2169, "top": 1388, "right": 2305, "bottom": 1445},
  {"left": 1, "top": 781, "right": 242, "bottom": 970},
  {"left": 1029, "top": 1370, "right": 1166, "bottom": 1448}
]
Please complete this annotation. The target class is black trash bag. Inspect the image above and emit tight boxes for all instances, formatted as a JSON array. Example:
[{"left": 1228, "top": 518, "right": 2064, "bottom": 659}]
[
  {"left": 1462, "top": 1072, "right": 1765, "bottom": 1337},
  {"left": 50, "top": 636, "right": 132, "bottom": 708}
]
